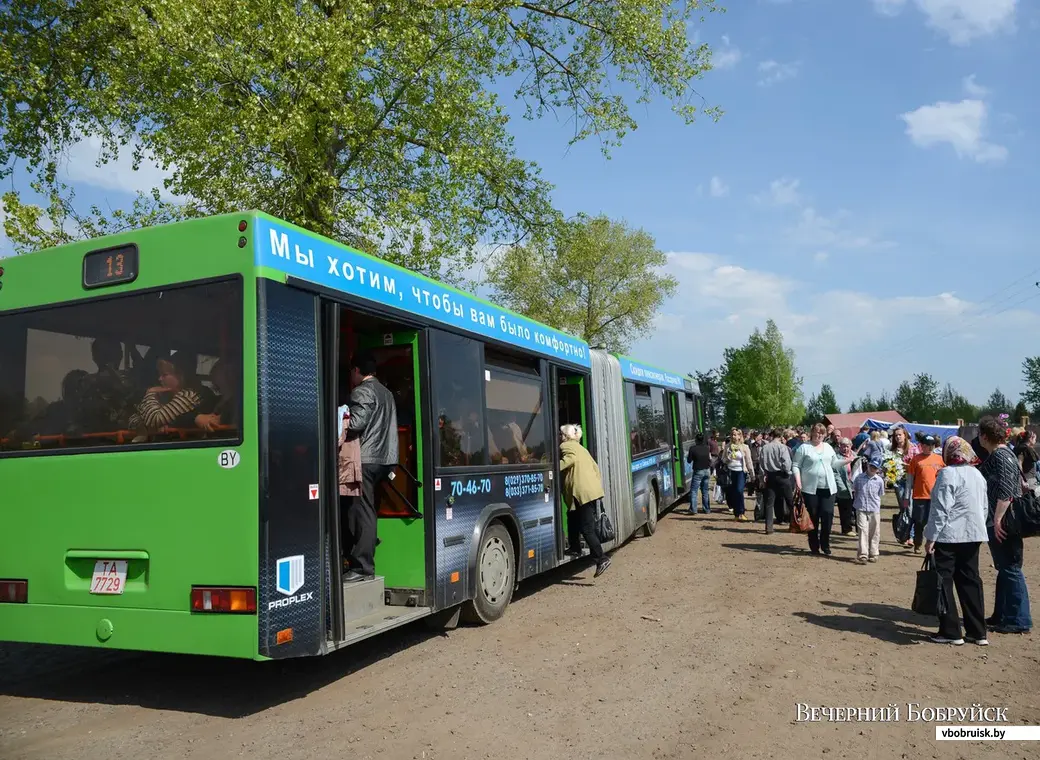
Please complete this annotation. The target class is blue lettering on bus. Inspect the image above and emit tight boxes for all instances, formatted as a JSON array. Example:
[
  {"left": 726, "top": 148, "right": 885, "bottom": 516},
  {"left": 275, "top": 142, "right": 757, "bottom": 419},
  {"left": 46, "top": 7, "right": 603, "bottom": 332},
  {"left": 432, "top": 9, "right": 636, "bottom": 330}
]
[
  {"left": 631, "top": 456, "right": 658, "bottom": 473},
  {"left": 619, "top": 357, "right": 690, "bottom": 391},
  {"left": 256, "top": 218, "right": 591, "bottom": 367}
]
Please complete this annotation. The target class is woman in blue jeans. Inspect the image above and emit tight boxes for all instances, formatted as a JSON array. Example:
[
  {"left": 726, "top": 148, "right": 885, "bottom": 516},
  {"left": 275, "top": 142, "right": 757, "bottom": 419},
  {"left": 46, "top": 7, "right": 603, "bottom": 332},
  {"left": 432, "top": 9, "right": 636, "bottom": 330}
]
[
  {"left": 978, "top": 415, "right": 1031, "bottom": 634},
  {"left": 721, "top": 428, "right": 755, "bottom": 521}
]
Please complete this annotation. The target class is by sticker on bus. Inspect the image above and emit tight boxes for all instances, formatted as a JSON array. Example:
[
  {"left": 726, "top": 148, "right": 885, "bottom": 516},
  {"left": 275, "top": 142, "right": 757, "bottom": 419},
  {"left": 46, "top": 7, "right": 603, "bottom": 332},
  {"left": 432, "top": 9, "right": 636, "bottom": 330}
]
[{"left": 218, "top": 450, "right": 241, "bottom": 469}]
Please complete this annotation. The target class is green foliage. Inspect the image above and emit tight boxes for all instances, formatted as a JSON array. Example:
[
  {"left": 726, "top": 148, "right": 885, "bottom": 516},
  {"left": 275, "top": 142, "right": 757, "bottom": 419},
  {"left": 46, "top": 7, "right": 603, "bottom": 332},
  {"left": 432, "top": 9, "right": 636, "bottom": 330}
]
[
  {"left": 938, "top": 383, "right": 977, "bottom": 423},
  {"left": 845, "top": 392, "right": 893, "bottom": 417},
  {"left": 0, "top": 0, "right": 720, "bottom": 277},
  {"left": 893, "top": 373, "right": 941, "bottom": 422},
  {"left": 981, "top": 388, "right": 1012, "bottom": 417},
  {"left": 695, "top": 368, "right": 724, "bottom": 429},
  {"left": 1013, "top": 400, "right": 1029, "bottom": 425},
  {"left": 804, "top": 383, "right": 839, "bottom": 424},
  {"left": 719, "top": 320, "right": 804, "bottom": 428},
  {"left": 3, "top": 180, "right": 187, "bottom": 251},
  {"left": 1023, "top": 357, "right": 1040, "bottom": 415},
  {"left": 486, "top": 214, "right": 676, "bottom": 351}
]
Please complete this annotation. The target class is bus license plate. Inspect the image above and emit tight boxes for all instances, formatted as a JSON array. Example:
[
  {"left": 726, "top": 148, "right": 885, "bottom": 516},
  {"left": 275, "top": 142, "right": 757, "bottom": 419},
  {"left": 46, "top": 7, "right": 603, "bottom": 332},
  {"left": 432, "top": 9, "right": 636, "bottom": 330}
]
[{"left": 90, "top": 560, "right": 128, "bottom": 595}]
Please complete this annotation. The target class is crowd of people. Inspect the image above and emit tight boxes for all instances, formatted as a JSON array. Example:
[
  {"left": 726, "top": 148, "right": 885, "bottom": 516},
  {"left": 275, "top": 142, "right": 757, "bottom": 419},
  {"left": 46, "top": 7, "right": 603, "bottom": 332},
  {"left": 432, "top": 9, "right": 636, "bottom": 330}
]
[{"left": 684, "top": 416, "right": 1038, "bottom": 646}]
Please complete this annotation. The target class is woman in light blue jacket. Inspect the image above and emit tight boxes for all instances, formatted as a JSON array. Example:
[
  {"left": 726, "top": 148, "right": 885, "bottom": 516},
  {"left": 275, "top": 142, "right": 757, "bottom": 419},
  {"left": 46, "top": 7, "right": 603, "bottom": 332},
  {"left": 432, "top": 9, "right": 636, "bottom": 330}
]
[
  {"left": 924, "top": 436, "right": 988, "bottom": 646},
  {"left": 793, "top": 422, "right": 855, "bottom": 556}
]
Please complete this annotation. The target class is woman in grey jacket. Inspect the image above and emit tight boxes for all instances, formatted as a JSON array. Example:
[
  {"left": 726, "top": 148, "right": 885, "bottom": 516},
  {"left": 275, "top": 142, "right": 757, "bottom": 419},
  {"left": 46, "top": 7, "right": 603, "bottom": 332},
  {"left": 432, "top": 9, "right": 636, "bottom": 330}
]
[{"left": 924, "top": 436, "right": 988, "bottom": 646}]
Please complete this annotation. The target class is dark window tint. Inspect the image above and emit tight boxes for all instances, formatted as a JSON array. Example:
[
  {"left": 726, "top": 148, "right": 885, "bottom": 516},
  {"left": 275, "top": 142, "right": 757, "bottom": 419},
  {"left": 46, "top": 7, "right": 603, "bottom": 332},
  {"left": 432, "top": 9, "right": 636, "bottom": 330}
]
[
  {"left": 624, "top": 382, "right": 640, "bottom": 458},
  {"left": 683, "top": 394, "right": 697, "bottom": 442},
  {"left": 630, "top": 384, "right": 658, "bottom": 457},
  {"left": 430, "top": 331, "right": 486, "bottom": 467},
  {"left": 0, "top": 279, "right": 242, "bottom": 453},
  {"left": 484, "top": 353, "right": 547, "bottom": 465},
  {"left": 650, "top": 386, "right": 669, "bottom": 449}
]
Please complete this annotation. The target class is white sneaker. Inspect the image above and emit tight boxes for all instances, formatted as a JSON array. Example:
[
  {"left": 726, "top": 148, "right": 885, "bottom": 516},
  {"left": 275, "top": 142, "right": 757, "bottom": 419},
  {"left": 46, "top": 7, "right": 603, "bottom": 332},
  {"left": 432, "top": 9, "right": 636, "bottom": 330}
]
[
  {"left": 965, "top": 637, "right": 989, "bottom": 646},
  {"left": 930, "top": 635, "right": 965, "bottom": 646}
]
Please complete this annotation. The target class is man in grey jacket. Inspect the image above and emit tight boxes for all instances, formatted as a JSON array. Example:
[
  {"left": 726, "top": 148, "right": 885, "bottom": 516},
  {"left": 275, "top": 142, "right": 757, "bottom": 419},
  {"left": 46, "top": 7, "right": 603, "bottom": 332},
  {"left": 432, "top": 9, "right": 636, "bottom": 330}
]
[
  {"left": 344, "top": 351, "right": 398, "bottom": 582},
  {"left": 760, "top": 428, "right": 794, "bottom": 534}
]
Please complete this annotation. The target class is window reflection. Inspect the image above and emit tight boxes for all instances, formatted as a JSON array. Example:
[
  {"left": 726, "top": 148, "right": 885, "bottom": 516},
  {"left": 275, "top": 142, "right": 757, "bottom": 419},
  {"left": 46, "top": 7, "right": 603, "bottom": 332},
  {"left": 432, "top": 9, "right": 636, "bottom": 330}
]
[
  {"left": 0, "top": 280, "right": 242, "bottom": 453},
  {"left": 430, "top": 331, "right": 487, "bottom": 467}
]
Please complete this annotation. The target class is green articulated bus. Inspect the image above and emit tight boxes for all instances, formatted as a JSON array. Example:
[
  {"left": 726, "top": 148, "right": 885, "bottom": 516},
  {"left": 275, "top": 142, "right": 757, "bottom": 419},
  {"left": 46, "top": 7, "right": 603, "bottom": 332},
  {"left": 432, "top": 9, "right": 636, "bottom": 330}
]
[{"left": 0, "top": 212, "right": 702, "bottom": 660}]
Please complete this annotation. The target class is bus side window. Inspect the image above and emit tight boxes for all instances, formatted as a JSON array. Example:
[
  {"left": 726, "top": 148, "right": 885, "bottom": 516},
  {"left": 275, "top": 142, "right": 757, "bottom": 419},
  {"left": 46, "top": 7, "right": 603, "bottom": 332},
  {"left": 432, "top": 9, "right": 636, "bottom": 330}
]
[
  {"left": 429, "top": 331, "right": 487, "bottom": 468},
  {"left": 483, "top": 352, "right": 547, "bottom": 466}
]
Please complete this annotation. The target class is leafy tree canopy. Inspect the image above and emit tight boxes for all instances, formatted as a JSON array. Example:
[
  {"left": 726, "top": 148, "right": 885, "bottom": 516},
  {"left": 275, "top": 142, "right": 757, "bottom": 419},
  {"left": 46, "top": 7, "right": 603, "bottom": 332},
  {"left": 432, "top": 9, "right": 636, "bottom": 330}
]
[
  {"left": 486, "top": 214, "right": 676, "bottom": 351},
  {"left": 719, "top": 319, "right": 804, "bottom": 428},
  {"left": 0, "top": 0, "right": 720, "bottom": 280},
  {"left": 1023, "top": 357, "right": 1040, "bottom": 415}
]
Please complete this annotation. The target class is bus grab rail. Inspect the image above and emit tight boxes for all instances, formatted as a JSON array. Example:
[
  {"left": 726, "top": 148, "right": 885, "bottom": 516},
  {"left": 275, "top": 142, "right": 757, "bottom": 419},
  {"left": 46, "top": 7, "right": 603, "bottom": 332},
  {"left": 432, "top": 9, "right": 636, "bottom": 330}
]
[{"left": 2, "top": 424, "right": 239, "bottom": 448}]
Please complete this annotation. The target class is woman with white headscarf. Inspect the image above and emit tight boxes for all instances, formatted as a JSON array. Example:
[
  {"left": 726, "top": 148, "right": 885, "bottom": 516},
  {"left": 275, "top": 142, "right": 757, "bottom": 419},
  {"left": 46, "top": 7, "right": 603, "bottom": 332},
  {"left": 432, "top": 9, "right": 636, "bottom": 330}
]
[{"left": 559, "top": 424, "right": 611, "bottom": 578}]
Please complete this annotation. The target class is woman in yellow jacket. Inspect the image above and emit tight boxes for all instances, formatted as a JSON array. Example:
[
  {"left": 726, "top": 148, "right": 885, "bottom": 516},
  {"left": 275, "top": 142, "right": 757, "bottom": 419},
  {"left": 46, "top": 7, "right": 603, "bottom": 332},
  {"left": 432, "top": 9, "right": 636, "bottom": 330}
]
[{"left": 560, "top": 424, "right": 611, "bottom": 577}]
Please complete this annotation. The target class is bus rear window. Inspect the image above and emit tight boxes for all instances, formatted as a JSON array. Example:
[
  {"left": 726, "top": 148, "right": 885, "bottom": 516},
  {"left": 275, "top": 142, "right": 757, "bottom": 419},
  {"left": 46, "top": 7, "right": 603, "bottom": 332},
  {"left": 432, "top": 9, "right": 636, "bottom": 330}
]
[{"left": 0, "top": 279, "right": 242, "bottom": 454}]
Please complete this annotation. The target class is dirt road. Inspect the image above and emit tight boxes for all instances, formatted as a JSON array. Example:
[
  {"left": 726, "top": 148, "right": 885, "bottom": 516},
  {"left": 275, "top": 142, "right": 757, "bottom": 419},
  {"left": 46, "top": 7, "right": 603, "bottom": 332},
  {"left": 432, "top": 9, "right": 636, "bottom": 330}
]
[{"left": 3, "top": 501, "right": 1039, "bottom": 760}]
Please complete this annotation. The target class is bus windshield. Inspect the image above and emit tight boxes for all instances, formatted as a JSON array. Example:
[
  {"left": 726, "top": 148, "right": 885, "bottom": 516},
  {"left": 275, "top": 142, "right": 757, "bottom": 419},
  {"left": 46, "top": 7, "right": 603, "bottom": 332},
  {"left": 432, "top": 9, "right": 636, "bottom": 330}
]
[{"left": 0, "top": 278, "right": 242, "bottom": 453}]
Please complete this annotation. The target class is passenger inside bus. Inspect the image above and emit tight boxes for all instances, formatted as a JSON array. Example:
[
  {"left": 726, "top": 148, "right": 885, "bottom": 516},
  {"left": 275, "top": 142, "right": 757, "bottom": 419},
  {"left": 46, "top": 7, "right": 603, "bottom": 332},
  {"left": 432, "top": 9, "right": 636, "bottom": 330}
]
[
  {"left": 78, "top": 338, "right": 137, "bottom": 431},
  {"left": 194, "top": 358, "right": 238, "bottom": 432},
  {"left": 9, "top": 369, "right": 89, "bottom": 439},
  {"left": 128, "top": 352, "right": 214, "bottom": 442}
]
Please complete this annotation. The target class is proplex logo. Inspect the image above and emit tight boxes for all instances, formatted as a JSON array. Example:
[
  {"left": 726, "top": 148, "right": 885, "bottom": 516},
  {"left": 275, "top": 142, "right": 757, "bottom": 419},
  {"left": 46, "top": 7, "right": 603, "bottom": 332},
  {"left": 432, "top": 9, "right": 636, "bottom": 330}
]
[
  {"left": 268, "top": 592, "right": 314, "bottom": 610},
  {"left": 270, "top": 555, "right": 314, "bottom": 610}
]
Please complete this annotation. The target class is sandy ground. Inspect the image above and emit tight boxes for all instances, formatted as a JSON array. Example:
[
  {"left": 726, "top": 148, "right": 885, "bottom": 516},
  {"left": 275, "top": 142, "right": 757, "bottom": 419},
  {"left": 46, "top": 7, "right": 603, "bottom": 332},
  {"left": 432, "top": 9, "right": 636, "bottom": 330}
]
[{"left": 2, "top": 495, "right": 1040, "bottom": 760}]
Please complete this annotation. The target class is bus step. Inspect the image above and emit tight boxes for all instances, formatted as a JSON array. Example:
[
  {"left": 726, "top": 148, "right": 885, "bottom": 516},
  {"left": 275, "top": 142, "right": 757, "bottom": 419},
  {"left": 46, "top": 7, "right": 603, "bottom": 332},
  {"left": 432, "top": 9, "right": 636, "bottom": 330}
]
[
  {"left": 335, "top": 606, "right": 433, "bottom": 649},
  {"left": 343, "top": 575, "right": 385, "bottom": 625}
]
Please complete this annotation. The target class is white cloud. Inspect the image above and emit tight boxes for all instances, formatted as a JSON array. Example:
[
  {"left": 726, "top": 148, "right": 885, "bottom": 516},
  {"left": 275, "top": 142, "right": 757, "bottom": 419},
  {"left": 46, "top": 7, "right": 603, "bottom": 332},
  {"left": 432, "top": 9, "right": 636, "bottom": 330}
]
[
  {"left": 58, "top": 135, "right": 180, "bottom": 200},
  {"left": 755, "top": 177, "right": 802, "bottom": 206},
  {"left": 753, "top": 178, "right": 891, "bottom": 250},
  {"left": 634, "top": 250, "right": 1038, "bottom": 405},
  {"left": 713, "top": 35, "right": 743, "bottom": 70},
  {"left": 814, "top": 251, "right": 829, "bottom": 263},
  {"left": 757, "top": 60, "right": 800, "bottom": 86},
  {"left": 789, "top": 207, "right": 889, "bottom": 250},
  {"left": 962, "top": 74, "right": 989, "bottom": 97},
  {"left": 709, "top": 176, "right": 730, "bottom": 198},
  {"left": 901, "top": 98, "right": 1008, "bottom": 163},
  {"left": 872, "top": 0, "right": 1017, "bottom": 45}
]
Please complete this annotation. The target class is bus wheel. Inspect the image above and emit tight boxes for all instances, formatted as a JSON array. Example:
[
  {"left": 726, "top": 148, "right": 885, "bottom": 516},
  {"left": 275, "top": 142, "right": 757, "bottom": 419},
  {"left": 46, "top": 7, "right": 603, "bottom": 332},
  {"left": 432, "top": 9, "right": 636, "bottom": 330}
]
[
  {"left": 642, "top": 485, "right": 659, "bottom": 537},
  {"left": 462, "top": 522, "right": 515, "bottom": 625}
]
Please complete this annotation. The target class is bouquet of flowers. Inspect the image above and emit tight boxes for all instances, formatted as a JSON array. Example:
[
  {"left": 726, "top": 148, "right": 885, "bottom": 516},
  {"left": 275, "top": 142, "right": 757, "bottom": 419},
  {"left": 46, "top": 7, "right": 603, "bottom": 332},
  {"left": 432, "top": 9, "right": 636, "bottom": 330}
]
[{"left": 881, "top": 454, "right": 903, "bottom": 488}]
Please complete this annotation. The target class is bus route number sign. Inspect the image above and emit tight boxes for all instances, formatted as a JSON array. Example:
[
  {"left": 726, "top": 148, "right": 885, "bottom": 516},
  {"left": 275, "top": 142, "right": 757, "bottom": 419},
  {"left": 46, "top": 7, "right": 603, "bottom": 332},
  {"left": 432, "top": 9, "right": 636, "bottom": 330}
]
[
  {"left": 83, "top": 244, "right": 139, "bottom": 289},
  {"left": 90, "top": 560, "right": 128, "bottom": 594}
]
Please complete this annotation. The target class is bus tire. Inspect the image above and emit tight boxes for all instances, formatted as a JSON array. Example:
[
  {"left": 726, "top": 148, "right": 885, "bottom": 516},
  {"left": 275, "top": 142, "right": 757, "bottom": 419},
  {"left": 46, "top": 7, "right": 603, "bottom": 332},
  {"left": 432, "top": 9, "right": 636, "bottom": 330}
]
[
  {"left": 461, "top": 522, "right": 515, "bottom": 625},
  {"left": 642, "top": 484, "right": 659, "bottom": 537}
]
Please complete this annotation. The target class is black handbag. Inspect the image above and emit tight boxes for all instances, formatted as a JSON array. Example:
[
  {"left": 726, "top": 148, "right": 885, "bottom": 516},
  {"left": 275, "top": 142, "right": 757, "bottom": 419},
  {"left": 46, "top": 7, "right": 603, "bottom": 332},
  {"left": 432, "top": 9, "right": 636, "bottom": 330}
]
[
  {"left": 595, "top": 503, "right": 616, "bottom": 543},
  {"left": 911, "top": 555, "right": 947, "bottom": 617},
  {"left": 1001, "top": 490, "right": 1040, "bottom": 539},
  {"left": 892, "top": 507, "right": 912, "bottom": 544}
]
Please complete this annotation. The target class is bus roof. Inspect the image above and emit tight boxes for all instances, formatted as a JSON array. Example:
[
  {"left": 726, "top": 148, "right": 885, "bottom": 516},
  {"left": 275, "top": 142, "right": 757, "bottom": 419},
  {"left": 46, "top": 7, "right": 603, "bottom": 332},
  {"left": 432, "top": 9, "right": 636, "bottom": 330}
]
[
  {"left": 253, "top": 214, "right": 592, "bottom": 368},
  {"left": 3, "top": 211, "right": 697, "bottom": 384},
  {"left": 616, "top": 355, "right": 698, "bottom": 394}
]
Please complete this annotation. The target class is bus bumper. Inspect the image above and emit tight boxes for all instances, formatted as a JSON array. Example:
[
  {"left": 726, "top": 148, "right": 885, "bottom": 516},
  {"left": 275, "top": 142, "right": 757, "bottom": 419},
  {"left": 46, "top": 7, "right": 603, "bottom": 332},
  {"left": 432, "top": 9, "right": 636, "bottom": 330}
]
[{"left": 0, "top": 603, "right": 259, "bottom": 659}]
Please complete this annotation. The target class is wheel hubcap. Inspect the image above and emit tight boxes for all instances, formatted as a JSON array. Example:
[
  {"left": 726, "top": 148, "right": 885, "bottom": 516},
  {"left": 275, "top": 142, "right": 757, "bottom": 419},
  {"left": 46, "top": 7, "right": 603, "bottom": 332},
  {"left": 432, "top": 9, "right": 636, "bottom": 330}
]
[{"left": 480, "top": 536, "right": 510, "bottom": 603}]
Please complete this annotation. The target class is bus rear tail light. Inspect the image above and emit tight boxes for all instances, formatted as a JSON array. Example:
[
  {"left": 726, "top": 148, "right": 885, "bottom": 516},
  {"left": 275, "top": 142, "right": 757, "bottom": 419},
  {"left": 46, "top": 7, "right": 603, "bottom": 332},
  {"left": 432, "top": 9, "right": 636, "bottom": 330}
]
[
  {"left": 190, "top": 586, "right": 256, "bottom": 614},
  {"left": 0, "top": 580, "right": 28, "bottom": 603}
]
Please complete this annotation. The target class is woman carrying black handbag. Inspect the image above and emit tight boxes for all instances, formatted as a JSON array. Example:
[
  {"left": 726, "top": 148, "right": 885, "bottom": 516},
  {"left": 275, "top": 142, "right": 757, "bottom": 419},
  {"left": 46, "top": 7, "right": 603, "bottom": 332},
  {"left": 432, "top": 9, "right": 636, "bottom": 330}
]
[
  {"left": 923, "top": 436, "right": 989, "bottom": 646},
  {"left": 559, "top": 424, "right": 611, "bottom": 578}
]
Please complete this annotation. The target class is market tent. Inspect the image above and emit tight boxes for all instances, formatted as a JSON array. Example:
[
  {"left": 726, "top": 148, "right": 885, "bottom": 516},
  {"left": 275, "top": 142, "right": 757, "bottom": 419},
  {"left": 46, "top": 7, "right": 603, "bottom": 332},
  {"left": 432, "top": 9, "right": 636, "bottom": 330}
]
[
  {"left": 825, "top": 411, "right": 908, "bottom": 441},
  {"left": 866, "top": 419, "right": 960, "bottom": 442}
]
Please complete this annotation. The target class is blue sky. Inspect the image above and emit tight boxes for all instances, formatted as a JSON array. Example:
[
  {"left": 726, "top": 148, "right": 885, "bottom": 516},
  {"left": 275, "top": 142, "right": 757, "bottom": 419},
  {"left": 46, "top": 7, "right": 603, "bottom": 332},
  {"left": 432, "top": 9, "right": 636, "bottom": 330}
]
[
  {"left": 2, "top": 0, "right": 1036, "bottom": 411},
  {"left": 503, "top": 0, "right": 1039, "bottom": 409}
]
